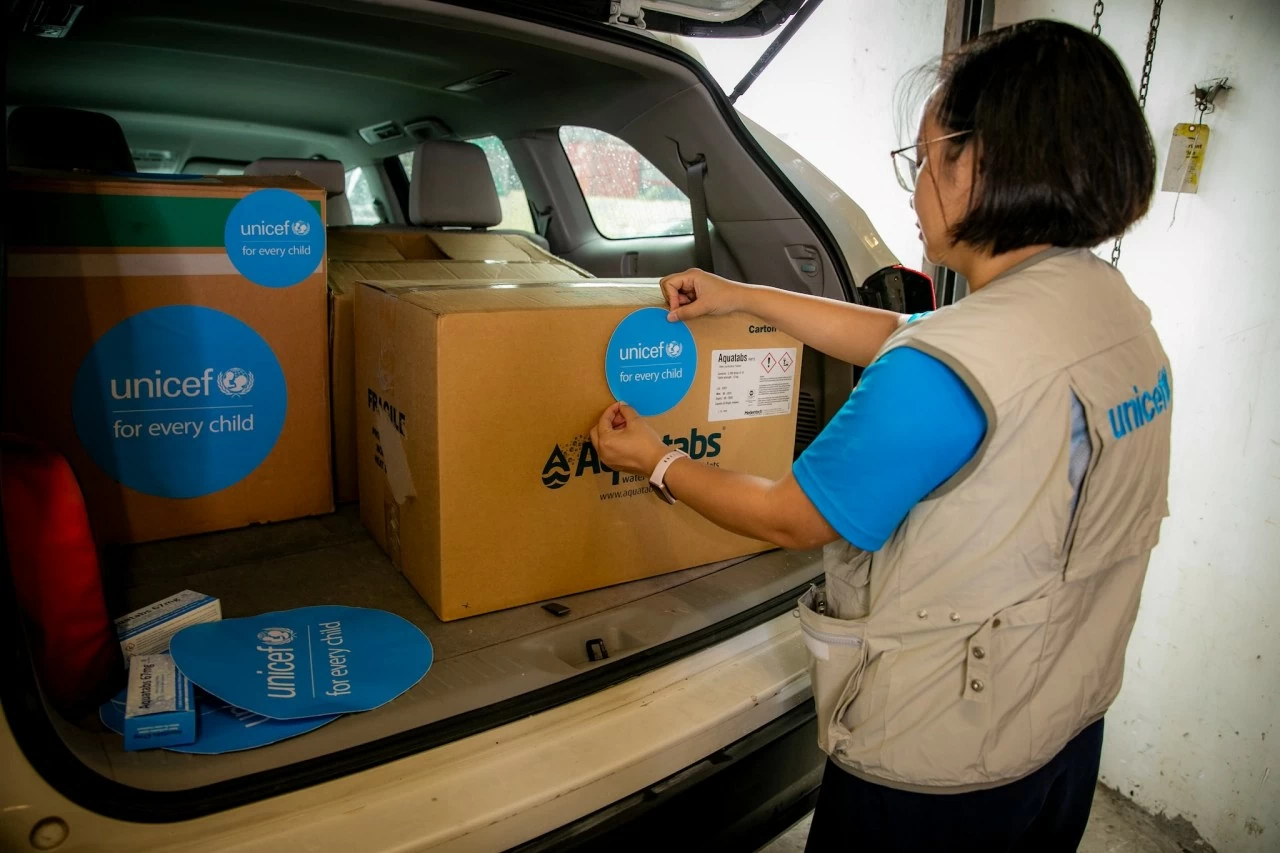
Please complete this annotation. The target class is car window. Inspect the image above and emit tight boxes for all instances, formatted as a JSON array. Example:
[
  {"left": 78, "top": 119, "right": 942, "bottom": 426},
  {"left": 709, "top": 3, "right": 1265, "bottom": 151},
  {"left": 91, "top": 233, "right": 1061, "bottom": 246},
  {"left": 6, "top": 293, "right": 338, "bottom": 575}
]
[
  {"left": 344, "top": 166, "right": 381, "bottom": 225},
  {"left": 397, "top": 137, "right": 535, "bottom": 233},
  {"left": 558, "top": 126, "right": 693, "bottom": 240}
]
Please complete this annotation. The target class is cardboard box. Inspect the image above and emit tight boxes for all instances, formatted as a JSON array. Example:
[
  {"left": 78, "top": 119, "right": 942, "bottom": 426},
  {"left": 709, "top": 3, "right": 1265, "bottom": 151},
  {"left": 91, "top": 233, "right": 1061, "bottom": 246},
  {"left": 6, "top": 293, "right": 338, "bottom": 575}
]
[
  {"left": 327, "top": 227, "right": 592, "bottom": 269},
  {"left": 115, "top": 590, "right": 222, "bottom": 663},
  {"left": 4, "top": 172, "right": 333, "bottom": 543},
  {"left": 354, "top": 279, "right": 802, "bottom": 620},
  {"left": 125, "top": 653, "right": 196, "bottom": 751},
  {"left": 327, "top": 232, "right": 589, "bottom": 503}
]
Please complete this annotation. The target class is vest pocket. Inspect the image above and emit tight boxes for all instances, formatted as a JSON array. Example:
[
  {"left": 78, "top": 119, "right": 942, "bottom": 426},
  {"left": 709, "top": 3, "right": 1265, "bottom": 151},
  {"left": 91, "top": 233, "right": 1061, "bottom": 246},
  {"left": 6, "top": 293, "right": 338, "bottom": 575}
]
[
  {"left": 821, "top": 540, "right": 871, "bottom": 619},
  {"left": 798, "top": 586, "right": 868, "bottom": 756},
  {"left": 966, "top": 596, "right": 1051, "bottom": 771}
]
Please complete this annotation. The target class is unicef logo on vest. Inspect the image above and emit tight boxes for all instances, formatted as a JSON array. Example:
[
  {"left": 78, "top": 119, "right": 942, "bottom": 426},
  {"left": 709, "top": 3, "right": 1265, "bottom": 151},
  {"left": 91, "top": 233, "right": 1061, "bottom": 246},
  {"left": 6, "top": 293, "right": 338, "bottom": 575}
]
[
  {"left": 217, "top": 368, "right": 255, "bottom": 397},
  {"left": 257, "top": 627, "right": 295, "bottom": 646},
  {"left": 605, "top": 308, "right": 697, "bottom": 416}
]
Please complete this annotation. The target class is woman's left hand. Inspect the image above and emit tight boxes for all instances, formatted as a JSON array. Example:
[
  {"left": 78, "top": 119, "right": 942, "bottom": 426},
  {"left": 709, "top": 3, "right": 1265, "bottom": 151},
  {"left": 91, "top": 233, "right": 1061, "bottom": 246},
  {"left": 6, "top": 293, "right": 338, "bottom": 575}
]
[{"left": 591, "top": 402, "right": 669, "bottom": 477}]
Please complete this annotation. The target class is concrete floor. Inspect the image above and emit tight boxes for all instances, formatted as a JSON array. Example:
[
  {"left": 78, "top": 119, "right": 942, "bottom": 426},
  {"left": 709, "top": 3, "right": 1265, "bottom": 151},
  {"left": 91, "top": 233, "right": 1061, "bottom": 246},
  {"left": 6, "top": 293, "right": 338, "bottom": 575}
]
[{"left": 759, "top": 784, "right": 1217, "bottom": 852}]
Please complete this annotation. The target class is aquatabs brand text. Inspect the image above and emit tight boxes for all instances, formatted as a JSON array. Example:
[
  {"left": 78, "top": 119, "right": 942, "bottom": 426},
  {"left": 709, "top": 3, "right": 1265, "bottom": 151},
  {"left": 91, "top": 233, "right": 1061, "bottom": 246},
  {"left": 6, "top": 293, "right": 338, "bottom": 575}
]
[{"left": 541, "top": 427, "right": 723, "bottom": 491}]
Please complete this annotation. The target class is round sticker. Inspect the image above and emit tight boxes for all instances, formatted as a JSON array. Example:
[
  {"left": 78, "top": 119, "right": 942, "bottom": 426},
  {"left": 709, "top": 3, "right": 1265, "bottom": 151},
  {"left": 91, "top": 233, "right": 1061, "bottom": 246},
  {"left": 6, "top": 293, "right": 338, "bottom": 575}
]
[
  {"left": 604, "top": 307, "right": 697, "bottom": 416},
  {"left": 224, "top": 188, "right": 324, "bottom": 288},
  {"left": 100, "top": 689, "right": 337, "bottom": 754},
  {"left": 170, "top": 606, "right": 433, "bottom": 720},
  {"left": 72, "top": 305, "right": 287, "bottom": 499}
]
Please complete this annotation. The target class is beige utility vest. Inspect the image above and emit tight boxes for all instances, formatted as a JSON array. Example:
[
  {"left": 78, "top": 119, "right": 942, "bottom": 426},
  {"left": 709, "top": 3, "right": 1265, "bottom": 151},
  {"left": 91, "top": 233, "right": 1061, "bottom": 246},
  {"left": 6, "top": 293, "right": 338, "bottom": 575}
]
[{"left": 798, "top": 248, "right": 1172, "bottom": 792}]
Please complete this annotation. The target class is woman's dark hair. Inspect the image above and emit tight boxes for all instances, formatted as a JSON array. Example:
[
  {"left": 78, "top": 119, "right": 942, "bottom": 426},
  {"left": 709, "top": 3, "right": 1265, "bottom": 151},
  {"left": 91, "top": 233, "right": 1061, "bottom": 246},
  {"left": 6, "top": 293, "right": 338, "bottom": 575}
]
[{"left": 929, "top": 19, "right": 1156, "bottom": 255}]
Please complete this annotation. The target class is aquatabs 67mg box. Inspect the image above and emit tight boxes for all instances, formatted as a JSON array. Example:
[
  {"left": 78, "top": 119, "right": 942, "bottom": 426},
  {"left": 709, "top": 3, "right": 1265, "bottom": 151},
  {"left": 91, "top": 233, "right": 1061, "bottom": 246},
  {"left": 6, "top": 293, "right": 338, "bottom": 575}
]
[
  {"left": 124, "top": 653, "right": 196, "bottom": 751},
  {"left": 355, "top": 279, "right": 803, "bottom": 621},
  {"left": 3, "top": 172, "right": 333, "bottom": 543},
  {"left": 115, "top": 590, "right": 222, "bottom": 662}
]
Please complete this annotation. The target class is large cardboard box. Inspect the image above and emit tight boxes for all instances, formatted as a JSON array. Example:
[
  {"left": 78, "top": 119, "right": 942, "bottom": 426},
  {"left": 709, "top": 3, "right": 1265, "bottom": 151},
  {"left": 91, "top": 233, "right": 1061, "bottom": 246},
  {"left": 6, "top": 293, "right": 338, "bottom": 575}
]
[
  {"left": 4, "top": 172, "right": 333, "bottom": 543},
  {"left": 355, "top": 279, "right": 802, "bottom": 620},
  {"left": 327, "top": 232, "right": 589, "bottom": 502}
]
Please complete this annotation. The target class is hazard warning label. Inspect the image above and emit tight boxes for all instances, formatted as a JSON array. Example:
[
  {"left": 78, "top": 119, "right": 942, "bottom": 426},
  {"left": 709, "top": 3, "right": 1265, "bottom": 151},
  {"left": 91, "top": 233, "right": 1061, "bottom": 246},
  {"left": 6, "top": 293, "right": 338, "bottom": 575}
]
[{"left": 709, "top": 348, "right": 797, "bottom": 421}]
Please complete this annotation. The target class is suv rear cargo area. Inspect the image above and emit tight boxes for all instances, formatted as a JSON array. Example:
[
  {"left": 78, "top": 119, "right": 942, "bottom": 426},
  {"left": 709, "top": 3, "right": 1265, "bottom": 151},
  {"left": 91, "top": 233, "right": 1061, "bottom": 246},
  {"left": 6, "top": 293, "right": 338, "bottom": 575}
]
[
  {"left": 4, "top": 0, "right": 848, "bottom": 813},
  {"left": 75, "top": 508, "right": 820, "bottom": 790}
]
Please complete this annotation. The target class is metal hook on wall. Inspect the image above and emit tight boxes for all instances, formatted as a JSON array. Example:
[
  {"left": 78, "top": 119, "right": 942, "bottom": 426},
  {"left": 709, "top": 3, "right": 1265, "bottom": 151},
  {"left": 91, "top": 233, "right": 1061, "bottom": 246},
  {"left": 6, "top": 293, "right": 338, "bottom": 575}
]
[{"left": 1192, "top": 77, "right": 1231, "bottom": 119}]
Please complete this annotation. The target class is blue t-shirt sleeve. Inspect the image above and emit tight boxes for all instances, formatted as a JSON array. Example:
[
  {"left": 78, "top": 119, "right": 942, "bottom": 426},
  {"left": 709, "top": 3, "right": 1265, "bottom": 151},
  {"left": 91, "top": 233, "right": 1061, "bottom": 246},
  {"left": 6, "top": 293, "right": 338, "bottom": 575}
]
[{"left": 792, "top": 346, "right": 987, "bottom": 551}]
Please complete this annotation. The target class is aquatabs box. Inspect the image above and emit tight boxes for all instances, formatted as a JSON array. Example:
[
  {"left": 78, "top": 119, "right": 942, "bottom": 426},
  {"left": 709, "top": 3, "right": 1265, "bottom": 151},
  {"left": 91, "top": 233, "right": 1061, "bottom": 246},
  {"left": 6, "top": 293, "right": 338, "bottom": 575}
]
[
  {"left": 354, "top": 279, "right": 803, "bottom": 621},
  {"left": 115, "top": 590, "right": 222, "bottom": 663},
  {"left": 124, "top": 653, "right": 196, "bottom": 751},
  {"left": 3, "top": 172, "right": 333, "bottom": 543}
]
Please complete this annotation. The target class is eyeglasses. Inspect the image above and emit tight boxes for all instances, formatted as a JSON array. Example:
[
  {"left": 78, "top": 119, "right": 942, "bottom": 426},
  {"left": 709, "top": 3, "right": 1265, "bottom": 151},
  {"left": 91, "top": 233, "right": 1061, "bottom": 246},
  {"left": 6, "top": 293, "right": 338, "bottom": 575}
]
[{"left": 890, "top": 130, "right": 973, "bottom": 193}]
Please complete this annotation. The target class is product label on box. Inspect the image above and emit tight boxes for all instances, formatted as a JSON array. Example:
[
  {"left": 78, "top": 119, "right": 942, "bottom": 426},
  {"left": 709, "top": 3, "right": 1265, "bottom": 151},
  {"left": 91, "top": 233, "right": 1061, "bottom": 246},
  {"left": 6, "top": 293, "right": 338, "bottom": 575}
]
[
  {"left": 709, "top": 348, "right": 796, "bottom": 421},
  {"left": 127, "top": 654, "right": 183, "bottom": 716},
  {"left": 224, "top": 188, "right": 325, "bottom": 288},
  {"left": 604, "top": 307, "right": 697, "bottom": 416},
  {"left": 170, "top": 606, "right": 432, "bottom": 720},
  {"left": 101, "top": 689, "right": 337, "bottom": 754},
  {"left": 72, "top": 306, "right": 287, "bottom": 498}
]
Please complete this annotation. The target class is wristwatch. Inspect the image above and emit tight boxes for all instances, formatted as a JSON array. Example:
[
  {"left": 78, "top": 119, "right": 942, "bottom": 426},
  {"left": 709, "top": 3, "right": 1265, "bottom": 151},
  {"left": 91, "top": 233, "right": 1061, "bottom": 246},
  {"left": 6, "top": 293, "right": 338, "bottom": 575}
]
[{"left": 649, "top": 449, "right": 689, "bottom": 504}]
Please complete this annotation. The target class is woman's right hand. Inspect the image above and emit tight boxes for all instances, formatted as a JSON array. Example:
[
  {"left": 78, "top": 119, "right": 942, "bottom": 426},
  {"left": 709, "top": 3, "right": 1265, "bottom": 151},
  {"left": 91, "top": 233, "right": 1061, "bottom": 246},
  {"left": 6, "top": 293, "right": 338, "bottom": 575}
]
[{"left": 659, "top": 269, "right": 752, "bottom": 322}]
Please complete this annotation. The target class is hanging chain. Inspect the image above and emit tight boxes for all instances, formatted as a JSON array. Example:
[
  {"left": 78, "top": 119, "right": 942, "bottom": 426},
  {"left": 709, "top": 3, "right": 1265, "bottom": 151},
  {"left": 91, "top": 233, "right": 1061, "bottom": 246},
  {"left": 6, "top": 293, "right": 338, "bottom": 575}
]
[
  {"left": 1134, "top": 0, "right": 1163, "bottom": 113},
  {"left": 1101, "top": 0, "right": 1163, "bottom": 268}
]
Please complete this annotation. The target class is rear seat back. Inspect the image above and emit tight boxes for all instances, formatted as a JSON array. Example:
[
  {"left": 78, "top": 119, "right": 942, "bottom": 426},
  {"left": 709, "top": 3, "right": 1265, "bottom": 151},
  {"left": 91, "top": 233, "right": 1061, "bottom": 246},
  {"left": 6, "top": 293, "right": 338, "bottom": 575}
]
[
  {"left": 243, "top": 157, "right": 353, "bottom": 226},
  {"left": 408, "top": 140, "right": 502, "bottom": 229},
  {"left": 8, "top": 106, "right": 136, "bottom": 172},
  {"left": 408, "top": 139, "right": 552, "bottom": 251}
]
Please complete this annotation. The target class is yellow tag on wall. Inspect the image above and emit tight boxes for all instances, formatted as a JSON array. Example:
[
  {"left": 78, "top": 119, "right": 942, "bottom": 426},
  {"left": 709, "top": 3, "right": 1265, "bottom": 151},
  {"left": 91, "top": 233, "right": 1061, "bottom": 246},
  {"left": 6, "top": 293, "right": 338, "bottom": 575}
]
[{"left": 1161, "top": 123, "right": 1210, "bottom": 193}]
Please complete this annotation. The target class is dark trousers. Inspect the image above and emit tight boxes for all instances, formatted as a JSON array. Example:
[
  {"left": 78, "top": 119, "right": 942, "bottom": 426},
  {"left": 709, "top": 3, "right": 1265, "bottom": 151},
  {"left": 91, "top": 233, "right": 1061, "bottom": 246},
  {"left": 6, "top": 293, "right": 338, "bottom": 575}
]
[{"left": 805, "top": 719, "right": 1104, "bottom": 853}]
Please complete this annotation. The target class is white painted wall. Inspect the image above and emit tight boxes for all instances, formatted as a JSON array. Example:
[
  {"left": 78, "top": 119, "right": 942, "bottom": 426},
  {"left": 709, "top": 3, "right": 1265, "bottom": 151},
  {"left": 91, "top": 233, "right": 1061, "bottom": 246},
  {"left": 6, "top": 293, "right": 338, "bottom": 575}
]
[
  {"left": 689, "top": 1, "right": 946, "bottom": 270},
  {"left": 697, "top": 2, "right": 1278, "bottom": 848},
  {"left": 985, "top": 2, "right": 1278, "bottom": 850}
]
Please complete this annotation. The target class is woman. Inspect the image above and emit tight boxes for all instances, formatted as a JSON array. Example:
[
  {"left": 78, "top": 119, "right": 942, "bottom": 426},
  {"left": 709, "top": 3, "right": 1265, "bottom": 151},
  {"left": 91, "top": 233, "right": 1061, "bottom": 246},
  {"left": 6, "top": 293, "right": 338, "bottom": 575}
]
[{"left": 592, "top": 20, "right": 1172, "bottom": 853}]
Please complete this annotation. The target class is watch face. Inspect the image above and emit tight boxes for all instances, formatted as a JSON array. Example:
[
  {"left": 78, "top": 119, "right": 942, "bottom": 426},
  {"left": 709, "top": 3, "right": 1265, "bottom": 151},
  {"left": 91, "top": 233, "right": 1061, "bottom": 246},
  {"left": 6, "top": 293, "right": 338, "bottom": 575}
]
[{"left": 649, "top": 481, "right": 675, "bottom": 504}]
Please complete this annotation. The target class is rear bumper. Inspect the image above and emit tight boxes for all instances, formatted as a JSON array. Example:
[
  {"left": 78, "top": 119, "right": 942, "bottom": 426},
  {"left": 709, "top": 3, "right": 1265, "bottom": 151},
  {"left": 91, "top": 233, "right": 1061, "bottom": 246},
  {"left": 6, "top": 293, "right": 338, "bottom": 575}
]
[
  {"left": 1, "top": 611, "right": 813, "bottom": 852},
  {"left": 515, "top": 701, "right": 823, "bottom": 853}
]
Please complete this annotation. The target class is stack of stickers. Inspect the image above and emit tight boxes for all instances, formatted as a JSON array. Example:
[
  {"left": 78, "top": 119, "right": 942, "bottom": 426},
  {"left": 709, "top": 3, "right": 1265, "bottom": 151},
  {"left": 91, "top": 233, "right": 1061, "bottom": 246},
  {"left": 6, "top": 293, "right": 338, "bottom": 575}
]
[{"left": 101, "top": 605, "right": 433, "bottom": 754}]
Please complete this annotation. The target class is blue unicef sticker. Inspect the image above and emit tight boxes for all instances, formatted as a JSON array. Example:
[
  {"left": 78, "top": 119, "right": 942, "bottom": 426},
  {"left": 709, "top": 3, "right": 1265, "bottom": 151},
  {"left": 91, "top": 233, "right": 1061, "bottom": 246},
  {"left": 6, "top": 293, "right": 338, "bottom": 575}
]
[
  {"left": 224, "top": 188, "right": 324, "bottom": 288},
  {"left": 604, "top": 307, "right": 697, "bottom": 416},
  {"left": 169, "top": 606, "right": 433, "bottom": 720},
  {"left": 72, "top": 306, "right": 287, "bottom": 499},
  {"left": 100, "top": 689, "right": 337, "bottom": 754}
]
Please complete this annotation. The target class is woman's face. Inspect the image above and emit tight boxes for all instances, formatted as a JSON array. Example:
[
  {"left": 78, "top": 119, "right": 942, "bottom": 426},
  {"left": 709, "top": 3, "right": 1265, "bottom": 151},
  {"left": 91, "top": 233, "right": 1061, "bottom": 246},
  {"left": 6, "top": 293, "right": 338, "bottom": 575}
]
[{"left": 912, "top": 111, "right": 975, "bottom": 267}]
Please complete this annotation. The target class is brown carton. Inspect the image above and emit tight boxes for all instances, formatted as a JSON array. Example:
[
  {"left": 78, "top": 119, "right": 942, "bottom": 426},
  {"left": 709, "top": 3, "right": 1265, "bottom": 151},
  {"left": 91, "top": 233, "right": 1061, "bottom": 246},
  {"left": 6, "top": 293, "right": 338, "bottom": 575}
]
[
  {"left": 354, "top": 279, "right": 802, "bottom": 620},
  {"left": 4, "top": 171, "right": 333, "bottom": 543},
  {"left": 327, "top": 232, "right": 589, "bottom": 502}
]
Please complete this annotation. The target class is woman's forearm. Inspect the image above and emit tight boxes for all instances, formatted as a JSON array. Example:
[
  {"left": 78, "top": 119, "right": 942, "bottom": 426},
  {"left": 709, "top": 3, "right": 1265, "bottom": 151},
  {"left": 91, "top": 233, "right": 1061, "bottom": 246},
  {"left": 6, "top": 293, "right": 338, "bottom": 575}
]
[
  {"left": 738, "top": 284, "right": 903, "bottom": 367},
  {"left": 662, "top": 460, "right": 838, "bottom": 551}
]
